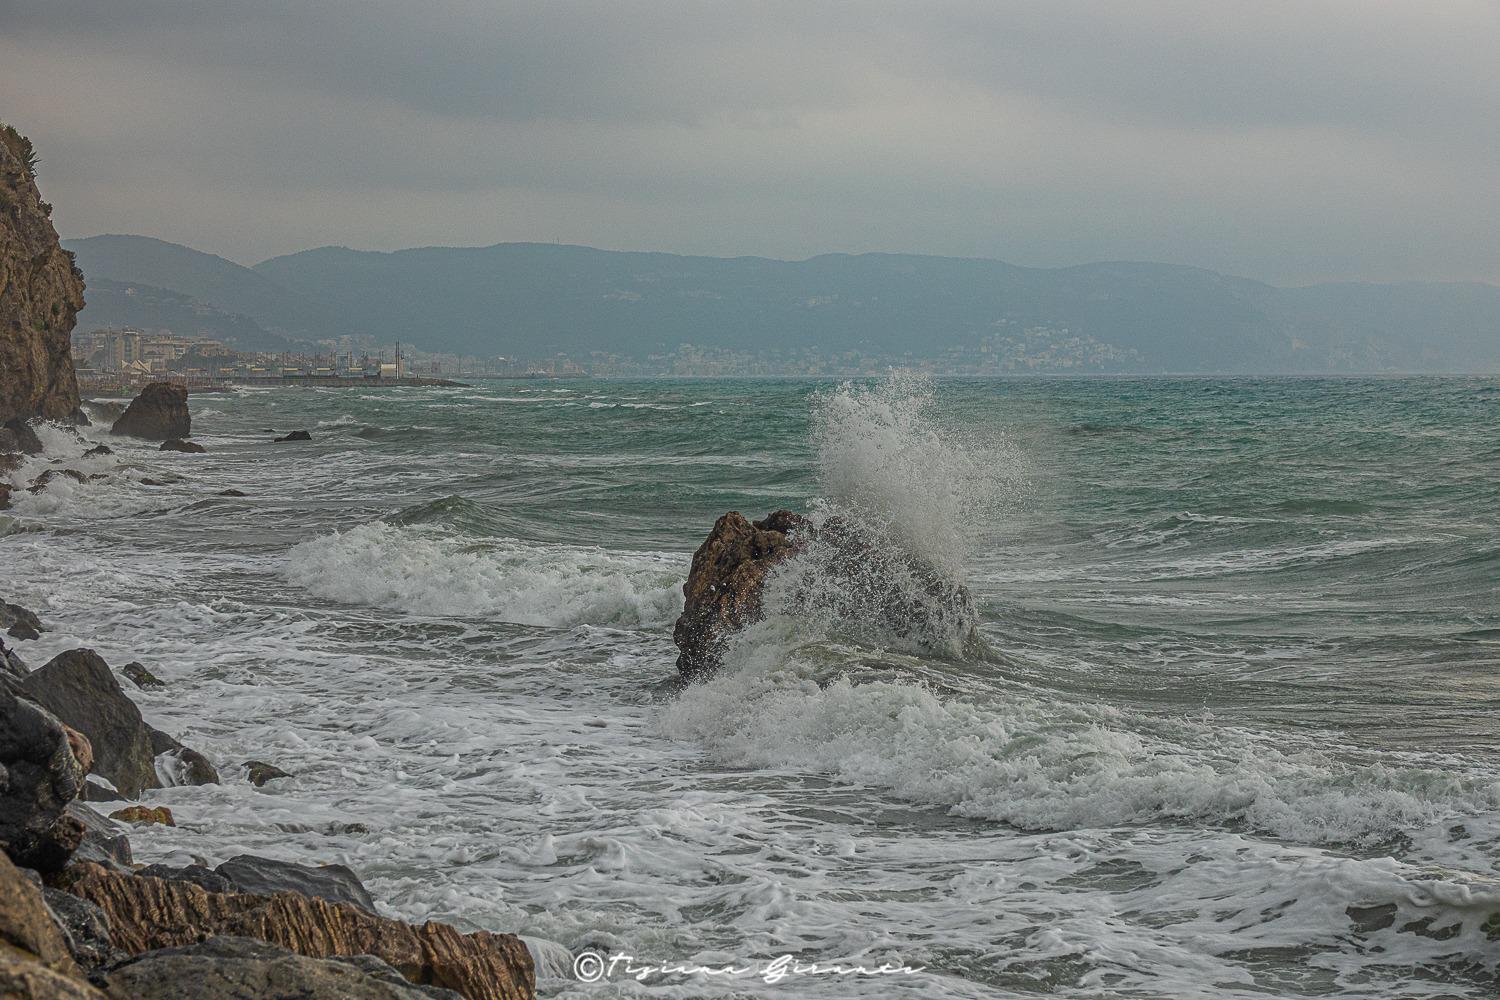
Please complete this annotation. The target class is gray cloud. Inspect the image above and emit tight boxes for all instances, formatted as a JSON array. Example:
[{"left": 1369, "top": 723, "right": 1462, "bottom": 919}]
[{"left": 2, "top": 0, "right": 1496, "bottom": 283}]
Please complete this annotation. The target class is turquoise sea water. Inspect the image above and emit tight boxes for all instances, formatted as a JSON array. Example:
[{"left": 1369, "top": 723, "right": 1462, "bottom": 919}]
[{"left": 4, "top": 375, "right": 1498, "bottom": 997}]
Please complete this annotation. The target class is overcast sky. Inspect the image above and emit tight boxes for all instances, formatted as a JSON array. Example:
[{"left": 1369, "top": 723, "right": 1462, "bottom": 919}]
[{"left": 3, "top": 1, "right": 1497, "bottom": 284}]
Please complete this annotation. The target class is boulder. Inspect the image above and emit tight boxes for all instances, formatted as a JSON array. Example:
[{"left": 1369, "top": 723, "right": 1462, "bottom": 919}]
[
  {"left": 107, "top": 806, "right": 174, "bottom": 828},
  {"left": 1, "top": 600, "right": 45, "bottom": 641},
  {"left": 26, "top": 467, "right": 86, "bottom": 493},
  {"left": 19, "top": 648, "right": 217, "bottom": 798},
  {"left": 0, "top": 854, "right": 87, "bottom": 984},
  {"left": 215, "top": 855, "right": 377, "bottom": 914},
  {"left": 110, "top": 383, "right": 189, "bottom": 441},
  {"left": 0, "top": 688, "right": 87, "bottom": 871},
  {"left": 135, "top": 864, "right": 234, "bottom": 896},
  {"left": 274, "top": 429, "right": 312, "bottom": 442},
  {"left": 63, "top": 803, "right": 131, "bottom": 869},
  {"left": 217, "top": 488, "right": 248, "bottom": 497},
  {"left": 81, "top": 444, "right": 112, "bottom": 458},
  {"left": 41, "top": 886, "right": 121, "bottom": 970},
  {"left": 120, "top": 662, "right": 165, "bottom": 690},
  {"left": 242, "top": 760, "right": 291, "bottom": 786},
  {"left": 56, "top": 864, "right": 534, "bottom": 1000},
  {"left": 158, "top": 438, "right": 205, "bottom": 454},
  {"left": 1, "top": 637, "right": 28, "bottom": 679},
  {"left": 0, "top": 419, "right": 44, "bottom": 455},
  {"left": 99, "top": 936, "right": 463, "bottom": 999},
  {"left": 672, "top": 510, "right": 808, "bottom": 677},
  {"left": 0, "top": 483, "right": 11, "bottom": 511}
]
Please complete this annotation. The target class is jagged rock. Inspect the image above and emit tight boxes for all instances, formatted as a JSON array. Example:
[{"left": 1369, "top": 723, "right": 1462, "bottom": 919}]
[
  {"left": 63, "top": 803, "right": 131, "bottom": 870},
  {"left": 0, "top": 854, "right": 88, "bottom": 985},
  {"left": 136, "top": 864, "right": 234, "bottom": 896},
  {"left": 274, "top": 429, "right": 312, "bottom": 442},
  {"left": 0, "top": 419, "right": 44, "bottom": 454},
  {"left": 19, "top": 648, "right": 216, "bottom": 798},
  {"left": 99, "top": 936, "right": 463, "bottom": 999},
  {"left": 42, "top": 886, "right": 121, "bottom": 969},
  {"left": 56, "top": 864, "right": 534, "bottom": 1000},
  {"left": 110, "top": 383, "right": 189, "bottom": 441},
  {"left": 107, "top": 806, "right": 174, "bottom": 828},
  {"left": 215, "top": 855, "right": 377, "bottom": 914},
  {"left": 0, "top": 126, "right": 86, "bottom": 427},
  {"left": 81, "top": 444, "right": 112, "bottom": 458},
  {"left": 673, "top": 510, "right": 809, "bottom": 677},
  {"left": 0, "top": 688, "right": 87, "bottom": 871},
  {"left": 242, "top": 760, "right": 291, "bottom": 787},
  {"left": 120, "top": 662, "right": 164, "bottom": 690},
  {"left": 159, "top": 438, "right": 205, "bottom": 454},
  {"left": 26, "top": 467, "right": 86, "bottom": 493},
  {"left": 1, "top": 600, "right": 45, "bottom": 641},
  {"left": 1, "top": 637, "right": 28, "bottom": 679},
  {"left": 148, "top": 729, "right": 220, "bottom": 787}
]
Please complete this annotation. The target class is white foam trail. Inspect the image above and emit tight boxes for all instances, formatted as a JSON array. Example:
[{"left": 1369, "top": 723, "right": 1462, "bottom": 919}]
[{"left": 285, "top": 522, "right": 685, "bottom": 628}]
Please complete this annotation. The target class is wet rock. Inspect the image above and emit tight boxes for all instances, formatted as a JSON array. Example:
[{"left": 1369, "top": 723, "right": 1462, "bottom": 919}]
[
  {"left": 135, "top": 864, "right": 234, "bottom": 896},
  {"left": 120, "top": 662, "right": 164, "bottom": 690},
  {"left": 1, "top": 600, "right": 45, "bottom": 641},
  {"left": 107, "top": 806, "right": 174, "bottom": 828},
  {"left": 241, "top": 760, "right": 291, "bottom": 787},
  {"left": 26, "top": 467, "right": 86, "bottom": 493},
  {"left": 0, "top": 688, "right": 88, "bottom": 871},
  {"left": 110, "top": 383, "right": 189, "bottom": 441},
  {"left": 217, "top": 488, "right": 248, "bottom": 497},
  {"left": 0, "top": 854, "right": 87, "bottom": 984},
  {"left": 100, "top": 935, "right": 463, "bottom": 999},
  {"left": 64, "top": 803, "right": 131, "bottom": 869},
  {"left": 57, "top": 864, "right": 534, "bottom": 1000},
  {"left": 215, "top": 855, "right": 377, "bottom": 914},
  {"left": 41, "top": 886, "right": 121, "bottom": 969},
  {"left": 81, "top": 444, "right": 112, "bottom": 458},
  {"left": 673, "top": 510, "right": 809, "bottom": 677},
  {"left": 20, "top": 648, "right": 217, "bottom": 798},
  {"left": 0, "top": 419, "right": 45, "bottom": 455},
  {"left": 0, "top": 483, "right": 11, "bottom": 510},
  {"left": 274, "top": 429, "right": 313, "bottom": 442},
  {"left": 158, "top": 438, "right": 206, "bottom": 454},
  {"left": 138, "top": 477, "right": 165, "bottom": 486},
  {"left": 2, "top": 637, "right": 28, "bottom": 679},
  {"left": 0, "top": 452, "right": 23, "bottom": 472}
]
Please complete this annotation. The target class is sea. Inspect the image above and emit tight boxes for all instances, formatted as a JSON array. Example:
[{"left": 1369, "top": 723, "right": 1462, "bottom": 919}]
[{"left": 4, "top": 374, "right": 1499, "bottom": 998}]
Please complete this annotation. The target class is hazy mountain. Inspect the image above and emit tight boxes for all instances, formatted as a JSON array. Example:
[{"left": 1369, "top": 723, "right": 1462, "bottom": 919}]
[
  {"left": 65, "top": 234, "right": 326, "bottom": 341},
  {"left": 74, "top": 278, "right": 297, "bottom": 352},
  {"left": 62, "top": 234, "right": 1500, "bottom": 371}
]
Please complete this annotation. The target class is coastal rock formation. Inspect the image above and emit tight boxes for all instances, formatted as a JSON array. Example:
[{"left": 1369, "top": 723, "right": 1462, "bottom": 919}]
[
  {"left": 0, "top": 125, "right": 86, "bottom": 427},
  {"left": 275, "top": 429, "right": 312, "bottom": 442},
  {"left": 242, "top": 759, "right": 290, "bottom": 786},
  {"left": 0, "top": 690, "right": 88, "bottom": 872},
  {"left": 159, "top": 438, "right": 206, "bottom": 454},
  {"left": 0, "top": 855, "right": 93, "bottom": 995},
  {"left": 121, "top": 662, "right": 165, "bottom": 689},
  {"left": 0, "top": 418, "right": 45, "bottom": 454},
  {"left": 107, "top": 805, "right": 175, "bottom": 827},
  {"left": 40, "top": 885, "right": 121, "bottom": 970},
  {"left": 110, "top": 382, "right": 189, "bottom": 440},
  {"left": 672, "top": 510, "right": 808, "bottom": 676},
  {"left": 81, "top": 444, "right": 112, "bottom": 458},
  {"left": 100, "top": 936, "right": 464, "bottom": 1000},
  {"left": 1, "top": 599, "right": 44, "bottom": 640},
  {"left": 27, "top": 467, "right": 87, "bottom": 493},
  {"left": 56, "top": 864, "right": 535, "bottom": 1000},
  {"left": 20, "top": 648, "right": 217, "bottom": 798},
  {"left": 215, "top": 855, "right": 377, "bottom": 914}
]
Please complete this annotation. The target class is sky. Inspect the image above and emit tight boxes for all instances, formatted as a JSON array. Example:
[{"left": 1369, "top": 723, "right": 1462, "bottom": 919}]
[{"left": 2, "top": 1, "right": 1497, "bottom": 285}]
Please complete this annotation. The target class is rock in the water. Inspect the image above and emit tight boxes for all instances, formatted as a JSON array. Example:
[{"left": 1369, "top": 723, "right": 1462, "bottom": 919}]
[
  {"left": 672, "top": 510, "right": 808, "bottom": 677},
  {"left": 110, "top": 383, "right": 189, "bottom": 441},
  {"left": 215, "top": 855, "right": 377, "bottom": 914},
  {"left": 0, "top": 419, "right": 45, "bottom": 455},
  {"left": 19, "top": 648, "right": 216, "bottom": 798},
  {"left": 81, "top": 444, "right": 112, "bottom": 458},
  {"left": 217, "top": 488, "right": 247, "bottom": 497},
  {"left": 0, "top": 854, "right": 88, "bottom": 984},
  {"left": 26, "top": 467, "right": 86, "bottom": 493},
  {"left": 63, "top": 803, "right": 131, "bottom": 870},
  {"left": 158, "top": 438, "right": 205, "bottom": 454},
  {"left": 1, "top": 600, "right": 45, "bottom": 641},
  {"left": 148, "top": 728, "right": 220, "bottom": 787},
  {"left": 56, "top": 864, "right": 534, "bottom": 1000},
  {"left": 0, "top": 126, "right": 86, "bottom": 428},
  {"left": 274, "top": 429, "right": 313, "bottom": 442},
  {"left": 107, "top": 805, "right": 174, "bottom": 828},
  {"left": 42, "top": 885, "right": 121, "bottom": 970},
  {"left": 120, "top": 662, "right": 165, "bottom": 690},
  {"left": 100, "top": 935, "right": 463, "bottom": 999},
  {"left": 0, "top": 688, "right": 88, "bottom": 871},
  {"left": 241, "top": 760, "right": 291, "bottom": 786},
  {"left": 0, "top": 483, "right": 11, "bottom": 510}
]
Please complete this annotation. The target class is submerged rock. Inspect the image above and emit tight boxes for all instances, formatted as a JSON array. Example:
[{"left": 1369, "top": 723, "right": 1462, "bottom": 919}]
[
  {"left": 159, "top": 438, "right": 206, "bottom": 454},
  {"left": 0, "top": 688, "right": 88, "bottom": 871},
  {"left": 672, "top": 510, "right": 808, "bottom": 677},
  {"left": 110, "top": 382, "right": 189, "bottom": 441},
  {"left": 214, "top": 855, "right": 376, "bottom": 914},
  {"left": 120, "top": 662, "right": 165, "bottom": 690},
  {"left": 26, "top": 467, "right": 86, "bottom": 493},
  {"left": 56, "top": 863, "right": 535, "bottom": 999},
  {"left": 274, "top": 429, "right": 312, "bottom": 442},
  {"left": 81, "top": 444, "right": 112, "bottom": 458},
  {"left": 241, "top": 759, "right": 291, "bottom": 786}
]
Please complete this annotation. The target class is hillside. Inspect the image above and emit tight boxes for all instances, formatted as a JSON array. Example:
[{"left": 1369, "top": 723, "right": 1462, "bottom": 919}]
[{"left": 75, "top": 278, "right": 297, "bottom": 352}]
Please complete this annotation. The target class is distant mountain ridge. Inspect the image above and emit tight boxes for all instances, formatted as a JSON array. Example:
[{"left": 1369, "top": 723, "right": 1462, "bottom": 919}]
[{"left": 63, "top": 234, "right": 1500, "bottom": 372}]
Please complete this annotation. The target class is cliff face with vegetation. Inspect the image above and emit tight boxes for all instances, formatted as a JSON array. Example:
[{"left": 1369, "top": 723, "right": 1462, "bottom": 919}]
[{"left": 1, "top": 124, "right": 84, "bottom": 424}]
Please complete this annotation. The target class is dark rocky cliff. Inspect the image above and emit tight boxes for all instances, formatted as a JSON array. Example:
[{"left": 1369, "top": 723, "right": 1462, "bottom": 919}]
[{"left": 0, "top": 125, "right": 84, "bottom": 424}]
